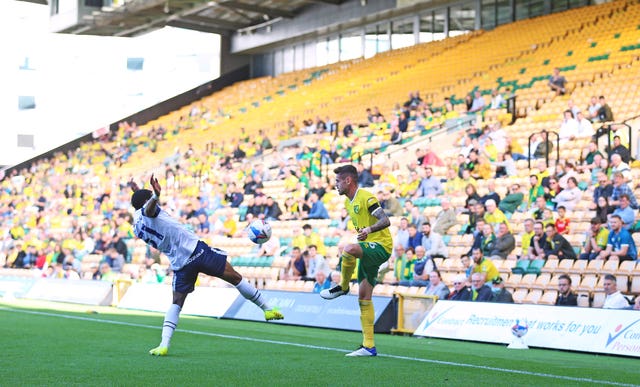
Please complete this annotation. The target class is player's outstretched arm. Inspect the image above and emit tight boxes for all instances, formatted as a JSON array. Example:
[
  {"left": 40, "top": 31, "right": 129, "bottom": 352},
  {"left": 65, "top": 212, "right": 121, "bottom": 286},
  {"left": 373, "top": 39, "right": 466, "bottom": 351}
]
[{"left": 144, "top": 174, "right": 162, "bottom": 217}]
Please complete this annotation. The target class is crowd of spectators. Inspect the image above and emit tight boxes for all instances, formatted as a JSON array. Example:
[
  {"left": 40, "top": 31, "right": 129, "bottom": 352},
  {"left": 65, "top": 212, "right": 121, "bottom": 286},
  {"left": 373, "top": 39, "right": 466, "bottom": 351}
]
[{"left": 0, "top": 64, "right": 637, "bottom": 309}]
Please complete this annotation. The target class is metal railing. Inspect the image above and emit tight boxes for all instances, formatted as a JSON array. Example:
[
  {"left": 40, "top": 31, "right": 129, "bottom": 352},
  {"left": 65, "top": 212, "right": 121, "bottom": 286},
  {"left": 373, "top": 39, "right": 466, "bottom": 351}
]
[{"left": 527, "top": 130, "right": 560, "bottom": 169}]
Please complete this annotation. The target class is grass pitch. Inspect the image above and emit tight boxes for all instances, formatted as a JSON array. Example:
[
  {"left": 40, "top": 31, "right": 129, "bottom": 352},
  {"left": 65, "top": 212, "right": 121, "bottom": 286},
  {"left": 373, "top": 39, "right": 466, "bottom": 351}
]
[{"left": 1, "top": 299, "right": 638, "bottom": 386}]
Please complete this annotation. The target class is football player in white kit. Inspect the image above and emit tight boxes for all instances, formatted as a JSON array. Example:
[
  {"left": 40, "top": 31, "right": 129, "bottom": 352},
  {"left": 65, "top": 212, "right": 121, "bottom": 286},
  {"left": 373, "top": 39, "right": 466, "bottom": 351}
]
[{"left": 130, "top": 175, "right": 283, "bottom": 356}]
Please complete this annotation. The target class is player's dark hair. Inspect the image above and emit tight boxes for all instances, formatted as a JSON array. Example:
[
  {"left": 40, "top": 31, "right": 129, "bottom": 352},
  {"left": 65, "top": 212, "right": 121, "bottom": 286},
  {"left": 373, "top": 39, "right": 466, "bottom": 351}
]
[
  {"left": 131, "top": 189, "right": 152, "bottom": 210},
  {"left": 334, "top": 165, "right": 358, "bottom": 180}
]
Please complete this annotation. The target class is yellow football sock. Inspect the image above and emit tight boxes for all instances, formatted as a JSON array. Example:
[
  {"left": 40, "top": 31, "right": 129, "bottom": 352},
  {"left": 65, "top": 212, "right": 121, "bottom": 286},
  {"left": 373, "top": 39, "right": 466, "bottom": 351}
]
[
  {"left": 340, "top": 252, "right": 356, "bottom": 290},
  {"left": 359, "top": 299, "right": 375, "bottom": 348}
]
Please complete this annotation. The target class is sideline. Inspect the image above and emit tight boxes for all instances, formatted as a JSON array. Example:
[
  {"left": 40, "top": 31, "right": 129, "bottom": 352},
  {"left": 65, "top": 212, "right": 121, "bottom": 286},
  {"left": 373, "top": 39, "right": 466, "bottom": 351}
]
[{"left": 1, "top": 306, "right": 637, "bottom": 387}]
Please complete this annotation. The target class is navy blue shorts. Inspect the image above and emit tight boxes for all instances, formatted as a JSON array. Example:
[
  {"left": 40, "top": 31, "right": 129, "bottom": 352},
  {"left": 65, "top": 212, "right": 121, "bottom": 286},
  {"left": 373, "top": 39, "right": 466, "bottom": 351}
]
[{"left": 172, "top": 241, "right": 227, "bottom": 294}]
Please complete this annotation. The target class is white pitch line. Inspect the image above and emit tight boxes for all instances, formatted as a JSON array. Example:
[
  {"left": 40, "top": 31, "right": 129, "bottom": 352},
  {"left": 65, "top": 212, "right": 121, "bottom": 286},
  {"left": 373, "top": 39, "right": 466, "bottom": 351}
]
[{"left": 1, "top": 306, "right": 638, "bottom": 387}]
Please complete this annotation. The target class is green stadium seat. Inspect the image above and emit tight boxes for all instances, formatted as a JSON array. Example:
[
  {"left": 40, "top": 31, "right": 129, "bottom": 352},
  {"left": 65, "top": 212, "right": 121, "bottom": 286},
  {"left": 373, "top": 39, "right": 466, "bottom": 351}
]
[
  {"left": 526, "top": 259, "right": 545, "bottom": 275},
  {"left": 512, "top": 259, "right": 530, "bottom": 275}
]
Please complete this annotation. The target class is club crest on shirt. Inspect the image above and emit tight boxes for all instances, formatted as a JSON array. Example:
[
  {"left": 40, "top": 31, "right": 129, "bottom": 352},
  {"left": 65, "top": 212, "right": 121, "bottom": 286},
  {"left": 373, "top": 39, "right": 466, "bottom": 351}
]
[{"left": 353, "top": 204, "right": 360, "bottom": 214}]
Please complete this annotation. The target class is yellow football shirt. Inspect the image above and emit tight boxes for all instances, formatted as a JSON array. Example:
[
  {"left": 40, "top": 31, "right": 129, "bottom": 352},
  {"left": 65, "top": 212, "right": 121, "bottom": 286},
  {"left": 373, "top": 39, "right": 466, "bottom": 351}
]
[{"left": 345, "top": 189, "right": 393, "bottom": 253}]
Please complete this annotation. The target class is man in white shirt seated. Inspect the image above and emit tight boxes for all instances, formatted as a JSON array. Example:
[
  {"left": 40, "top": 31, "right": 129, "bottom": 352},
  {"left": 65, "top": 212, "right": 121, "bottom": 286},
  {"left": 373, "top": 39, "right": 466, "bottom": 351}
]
[{"left": 602, "top": 274, "right": 630, "bottom": 309}]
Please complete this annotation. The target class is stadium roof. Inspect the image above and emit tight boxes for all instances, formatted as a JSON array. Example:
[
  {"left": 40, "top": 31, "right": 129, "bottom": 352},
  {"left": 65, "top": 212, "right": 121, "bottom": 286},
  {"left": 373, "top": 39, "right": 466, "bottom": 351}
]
[{"left": 46, "top": 0, "right": 346, "bottom": 37}]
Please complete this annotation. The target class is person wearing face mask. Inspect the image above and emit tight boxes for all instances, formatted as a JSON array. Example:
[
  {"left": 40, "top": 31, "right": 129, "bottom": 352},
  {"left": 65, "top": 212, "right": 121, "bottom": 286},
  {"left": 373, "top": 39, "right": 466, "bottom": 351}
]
[{"left": 491, "top": 277, "right": 513, "bottom": 303}]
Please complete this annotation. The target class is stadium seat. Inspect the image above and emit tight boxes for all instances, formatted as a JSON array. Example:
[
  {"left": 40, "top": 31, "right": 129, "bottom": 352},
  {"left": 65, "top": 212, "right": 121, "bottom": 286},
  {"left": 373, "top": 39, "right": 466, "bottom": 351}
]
[
  {"left": 630, "top": 276, "right": 640, "bottom": 295},
  {"left": 531, "top": 273, "right": 551, "bottom": 290},
  {"left": 592, "top": 292, "right": 606, "bottom": 308},
  {"left": 511, "top": 260, "right": 530, "bottom": 274},
  {"left": 517, "top": 274, "right": 538, "bottom": 289},
  {"left": 512, "top": 289, "right": 528, "bottom": 304},
  {"left": 555, "top": 259, "right": 575, "bottom": 274},
  {"left": 577, "top": 293, "right": 591, "bottom": 307},
  {"left": 617, "top": 261, "right": 637, "bottom": 276},
  {"left": 601, "top": 260, "right": 619, "bottom": 275},
  {"left": 525, "top": 259, "right": 545, "bottom": 275},
  {"left": 569, "top": 259, "right": 588, "bottom": 274},
  {"left": 584, "top": 260, "right": 604, "bottom": 275},
  {"left": 538, "top": 290, "right": 558, "bottom": 305},
  {"left": 577, "top": 275, "right": 598, "bottom": 293},
  {"left": 540, "top": 258, "right": 559, "bottom": 273},
  {"left": 523, "top": 289, "right": 542, "bottom": 304}
]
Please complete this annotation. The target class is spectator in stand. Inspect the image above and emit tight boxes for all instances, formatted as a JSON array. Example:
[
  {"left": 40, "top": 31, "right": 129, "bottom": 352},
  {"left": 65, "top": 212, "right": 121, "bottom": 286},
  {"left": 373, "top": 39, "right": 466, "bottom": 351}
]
[
  {"left": 595, "top": 196, "right": 615, "bottom": 224},
  {"left": 558, "top": 110, "right": 578, "bottom": 143},
  {"left": 432, "top": 198, "right": 456, "bottom": 236},
  {"left": 283, "top": 247, "right": 306, "bottom": 280},
  {"left": 407, "top": 224, "right": 422, "bottom": 250},
  {"left": 586, "top": 96, "right": 601, "bottom": 122},
  {"left": 597, "top": 96, "right": 614, "bottom": 122},
  {"left": 610, "top": 172, "right": 637, "bottom": 209},
  {"left": 579, "top": 141, "right": 604, "bottom": 173},
  {"left": 489, "top": 89, "right": 505, "bottom": 109},
  {"left": 492, "top": 152, "right": 517, "bottom": 178},
  {"left": 413, "top": 167, "right": 443, "bottom": 198},
  {"left": 489, "top": 223, "right": 515, "bottom": 260},
  {"left": 491, "top": 277, "right": 513, "bottom": 303},
  {"left": 471, "top": 247, "right": 499, "bottom": 282},
  {"left": 519, "top": 219, "right": 535, "bottom": 258},
  {"left": 528, "top": 221, "right": 549, "bottom": 260},
  {"left": 103, "top": 247, "right": 124, "bottom": 273},
  {"left": 464, "top": 94, "right": 473, "bottom": 112},
  {"left": 548, "top": 67, "right": 567, "bottom": 95},
  {"left": 418, "top": 146, "right": 444, "bottom": 167},
  {"left": 444, "top": 168, "right": 465, "bottom": 196},
  {"left": 304, "top": 245, "right": 330, "bottom": 280},
  {"left": 292, "top": 224, "right": 327, "bottom": 256},
  {"left": 544, "top": 177, "right": 562, "bottom": 209},
  {"left": 579, "top": 217, "right": 610, "bottom": 260},
  {"left": 394, "top": 247, "right": 416, "bottom": 284},
  {"left": 395, "top": 217, "right": 410, "bottom": 249},
  {"left": 591, "top": 172, "right": 613, "bottom": 209},
  {"left": 312, "top": 271, "right": 331, "bottom": 293},
  {"left": 602, "top": 274, "right": 630, "bottom": 309},
  {"left": 380, "top": 190, "right": 403, "bottom": 217},
  {"left": 552, "top": 177, "right": 581, "bottom": 212},
  {"left": 479, "top": 223, "right": 497, "bottom": 258},
  {"left": 528, "top": 175, "right": 545, "bottom": 207},
  {"left": 464, "top": 184, "right": 481, "bottom": 213},
  {"left": 632, "top": 297, "right": 640, "bottom": 311},
  {"left": 264, "top": 196, "right": 283, "bottom": 221},
  {"left": 575, "top": 111, "right": 594, "bottom": 138},
  {"left": 470, "top": 272, "right": 493, "bottom": 302},
  {"left": 555, "top": 274, "right": 578, "bottom": 306},
  {"left": 484, "top": 199, "right": 509, "bottom": 233},
  {"left": 480, "top": 180, "right": 501, "bottom": 207},
  {"left": 598, "top": 215, "right": 637, "bottom": 261},
  {"left": 356, "top": 163, "right": 375, "bottom": 188},
  {"left": 469, "top": 90, "right": 486, "bottom": 113},
  {"left": 544, "top": 224, "right": 576, "bottom": 260},
  {"left": 555, "top": 206, "right": 570, "bottom": 235},
  {"left": 421, "top": 222, "right": 448, "bottom": 259},
  {"left": 533, "top": 131, "right": 553, "bottom": 159},
  {"left": 307, "top": 192, "right": 329, "bottom": 219},
  {"left": 424, "top": 270, "right": 451, "bottom": 300},
  {"left": 613, "top": 194, "right": 636, "bottom": 230},
  {"left": 448, "top": 274, "right": 472, "bottom": 301},
  {"left": 225, "top": 183, "right": 244, "bottom": 208},
  {"left": 610, "top": 154, "right": 632, "bottom": 182},
  {"left": 402, "top": 246, "right": 435, "bottom": 287},
  {"left": 498, "top": 183, "right": 524, "bottom": 215},
  {"left": 467, "top": 202, "right": 486, "bottom": 236},
  {"left": 610, "top": 136, "right": 631, "bottom": 164}
]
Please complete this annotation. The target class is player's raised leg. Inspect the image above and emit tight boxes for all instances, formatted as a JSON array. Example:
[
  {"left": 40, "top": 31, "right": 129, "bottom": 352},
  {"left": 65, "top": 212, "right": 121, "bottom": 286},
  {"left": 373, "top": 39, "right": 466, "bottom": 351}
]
[
  {"left": 219, "top": 261, "right": 283, "bottom": 321},
  {"left": 321, "top": 242, "right": 361, "bottom": 299}
]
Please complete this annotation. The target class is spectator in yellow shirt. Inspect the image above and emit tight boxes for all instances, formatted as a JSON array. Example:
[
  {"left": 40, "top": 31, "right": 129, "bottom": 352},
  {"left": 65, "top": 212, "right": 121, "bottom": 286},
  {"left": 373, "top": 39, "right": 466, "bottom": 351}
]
[
  {"left": 292, "top": 223, "right": 327, "bottom": 256},
  {"left": 484, "top": 199, "right": 510, "bottom": 232}
]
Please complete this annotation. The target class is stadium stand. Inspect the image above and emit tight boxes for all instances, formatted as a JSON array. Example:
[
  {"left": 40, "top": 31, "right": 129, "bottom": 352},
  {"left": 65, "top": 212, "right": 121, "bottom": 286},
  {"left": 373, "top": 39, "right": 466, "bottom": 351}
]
[{"left": 1, "top": 0, "right": 640, "bottom": 309}]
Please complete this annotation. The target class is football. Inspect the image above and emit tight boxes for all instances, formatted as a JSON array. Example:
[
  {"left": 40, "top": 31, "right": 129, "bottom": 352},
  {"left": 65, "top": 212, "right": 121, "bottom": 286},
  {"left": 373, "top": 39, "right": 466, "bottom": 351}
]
[
  {"left": 246, "top": 219, "right": 272, "bottom": 244},
  {"left": 511, "top": 320, "right": 529, "bottom": 338}
]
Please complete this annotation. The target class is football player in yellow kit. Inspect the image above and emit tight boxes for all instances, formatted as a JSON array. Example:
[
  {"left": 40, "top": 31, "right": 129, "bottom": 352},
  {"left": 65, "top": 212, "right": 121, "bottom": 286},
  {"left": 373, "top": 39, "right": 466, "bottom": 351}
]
[{"left": 320, "top": 165, "right": 393, "bottom": 356}]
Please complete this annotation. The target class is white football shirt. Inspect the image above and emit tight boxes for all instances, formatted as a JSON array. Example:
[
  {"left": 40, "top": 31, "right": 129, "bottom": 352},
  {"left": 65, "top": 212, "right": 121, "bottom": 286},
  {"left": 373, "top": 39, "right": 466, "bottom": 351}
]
[{"left": 133, "top": 205, "right": 199, "bottom": 271}]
